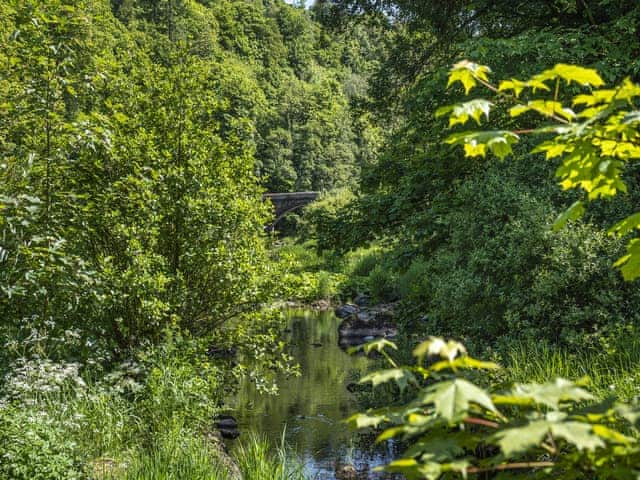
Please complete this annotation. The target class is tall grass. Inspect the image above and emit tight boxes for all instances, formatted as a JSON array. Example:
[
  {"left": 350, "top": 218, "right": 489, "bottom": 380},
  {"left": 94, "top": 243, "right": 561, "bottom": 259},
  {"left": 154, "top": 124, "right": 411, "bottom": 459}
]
[
  {"left": 503, "top": 340, "right": 640, "bottom": 401},
  {"left": 234, "top": 433, "right": 308, "bottom": 480},
  {"left": 112, "top": 428, "right": 227, "bottom": 480}
]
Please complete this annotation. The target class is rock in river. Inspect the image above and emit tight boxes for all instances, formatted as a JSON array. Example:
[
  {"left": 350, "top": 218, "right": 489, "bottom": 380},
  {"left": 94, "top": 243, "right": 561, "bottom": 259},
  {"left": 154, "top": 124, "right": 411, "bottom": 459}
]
[
  {"left": 337, "top": 302, "right": 398, "bottom": 348},
  {"left": 214, "top": 414, "right": 240, "bottom": 439},
  {"left": 334, "top": 303, "right": 359, "bottom": 319}
]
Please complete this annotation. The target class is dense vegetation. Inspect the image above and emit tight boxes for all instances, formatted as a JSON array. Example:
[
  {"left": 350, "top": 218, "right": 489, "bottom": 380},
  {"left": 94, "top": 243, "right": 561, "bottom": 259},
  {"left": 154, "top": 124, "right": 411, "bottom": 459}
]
[
  {"left": 3, "top": 0, "right": 640, "bottom": 478},
  {"left": 0, "top": 0, "right": 376, "bottom": 477},
  {"left": 304, "top": 0, "right": 640, "bottom": 351}
]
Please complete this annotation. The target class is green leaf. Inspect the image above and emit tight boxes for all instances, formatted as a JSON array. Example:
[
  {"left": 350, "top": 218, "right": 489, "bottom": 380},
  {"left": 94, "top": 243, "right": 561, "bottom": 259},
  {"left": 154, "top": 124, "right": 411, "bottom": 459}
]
[
  {"left": 613, "top": 238, "right": 640, "bottom": 281},
  {"left": 360, "top": 368, "right": 418, "bottom": 391},
  {"left": 608, "top": 212, "right": 640, "bottom": 237},
  {"left": 494, "top": 419, "right": 604, "bottom": 456},
  {"left": 418, "top": 379, "right": 498, "bottom": 423},
  {"left": 551, "top": 421, "right": 605, "bottom": 451},
  {"left": 446, "top": 131, "right": 519, "bottom": 160},
  {"left": 494, "top": 378, "right": 594, "bottom": 409},
  {"left": 447, "top": 60, "right": 492, "bottom": 94},
  {"left": 345, "top": 412, "right": 387, "bottom": 429},
  {"left": 591, "top": 424, "right": 636, "bottom": 445},
  {"left": 552, "top": 201, "right": 585, "bottom": 231},
  {"left": 532, "top": 140, "right": 569, "bottom": 159},
  {"left": 510, "top": 100, "right": 576, "bottom": 121},
  {"left": 413, "top": 337, "right": 467, "bottom": 363},
  {"left": 493, "top": 420, "right": 552, "bottom": 456},
  {"left": 436, "top": 99, "right": 493, "bottom": 127},
  {"left": 499, "top": 78, "right": 550, "bottom": 97},
  {"left": 534, "top": 64, "right": 605, "bottom": 87},
  {"left": 349, "top": 338, "right": 397, "bottom": 355},
  {"left": 430, "top": 356, "right": 500, "bottom": 372}
]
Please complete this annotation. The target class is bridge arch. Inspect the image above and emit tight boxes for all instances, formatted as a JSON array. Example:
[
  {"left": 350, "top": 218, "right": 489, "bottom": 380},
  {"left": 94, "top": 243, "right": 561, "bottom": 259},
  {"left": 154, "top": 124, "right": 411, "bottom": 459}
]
[{"left": 263, "top": 191, "right": 319, "bottom": 230}]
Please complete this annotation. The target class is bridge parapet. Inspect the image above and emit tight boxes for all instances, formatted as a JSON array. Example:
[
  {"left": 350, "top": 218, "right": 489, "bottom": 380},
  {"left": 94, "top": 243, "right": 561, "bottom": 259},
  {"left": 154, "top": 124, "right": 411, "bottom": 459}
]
[{"left": 263, "top": 191, "right": 320, "bottom": 227}]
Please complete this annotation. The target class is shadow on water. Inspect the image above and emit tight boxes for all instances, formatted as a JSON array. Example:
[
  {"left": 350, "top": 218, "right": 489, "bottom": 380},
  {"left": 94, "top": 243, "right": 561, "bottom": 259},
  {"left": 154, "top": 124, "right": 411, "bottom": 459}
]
[{"left": 230, "top": 309, "right": 399, "bottom": 479}]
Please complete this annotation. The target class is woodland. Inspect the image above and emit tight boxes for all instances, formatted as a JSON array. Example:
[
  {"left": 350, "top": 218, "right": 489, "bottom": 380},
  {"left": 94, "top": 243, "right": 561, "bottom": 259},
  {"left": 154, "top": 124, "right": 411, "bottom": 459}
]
[{"left": 2, "top": 0, "right": 640, "bottom": 479}]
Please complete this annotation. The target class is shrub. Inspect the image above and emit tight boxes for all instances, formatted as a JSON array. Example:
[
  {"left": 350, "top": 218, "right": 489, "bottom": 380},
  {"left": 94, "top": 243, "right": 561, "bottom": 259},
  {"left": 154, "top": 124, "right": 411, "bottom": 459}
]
[
  {"left": 367, "top": 264, "right": 398, "bottom": 303},
  {"left": 316, "top": 271, "right": 336, "bottom": 301},
  {"left": 397, "top": 257, "right": 429, "bottom": 300},
  {"left": 348, "top": 249, "right": 383, "bottom": 278},
  {"left": 298, "top": 189, "right": 358, "bottom": 252},
  {"left": 0, "top": 404, "right": 86, "bottom": 480},
  {"left": 349, "top": 337, "right": 640, "bottom": 479}
]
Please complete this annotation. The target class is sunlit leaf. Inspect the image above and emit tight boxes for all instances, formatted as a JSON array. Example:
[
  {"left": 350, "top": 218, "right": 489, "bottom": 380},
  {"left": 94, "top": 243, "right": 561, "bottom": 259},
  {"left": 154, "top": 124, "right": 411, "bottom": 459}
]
[
  {"left": 533, "top": 64, "right": 605, "bottom": 87},
  {"left": 413, "top": 337, "right": 466, "bottom": 363},
  {"left": 446, "top": 131, "right": 519, "bottom": 160},
  {"left": 552, "top": 200, "right": 585, "bottom": 231},
  {"left": 436, "top": 99, "right": 493, "bottom": 127},
  {"left": 613, "top": 238, "right": 640, "bottom": 281},
  {"left": 608, "top": 212, "right": 640, "bottom": 237},
  {"left": 510, "top": 100, "right": 576, "bottom": 121},
  {"left": 447, "top": 61, "right": 492, "bottom": 94},
  {"left": 494, "top": 378, "right": 594, "bottom": 409}
]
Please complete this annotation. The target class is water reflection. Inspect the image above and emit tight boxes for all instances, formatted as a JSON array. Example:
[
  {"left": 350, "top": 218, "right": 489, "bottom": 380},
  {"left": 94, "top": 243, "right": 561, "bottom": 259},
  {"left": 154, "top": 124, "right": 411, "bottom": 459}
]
[{"left": 231, "top": 309, "right": 396, "bottom": 479}]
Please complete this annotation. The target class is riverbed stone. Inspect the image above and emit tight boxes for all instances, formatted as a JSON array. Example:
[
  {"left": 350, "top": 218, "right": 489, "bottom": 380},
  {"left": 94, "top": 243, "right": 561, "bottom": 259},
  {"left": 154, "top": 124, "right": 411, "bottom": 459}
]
[
  {"left": 215, "top": 414, "right": 238, "bottom": 429},
  {"left": 215, "top": 414, "right": 240, "bottom": 439},
  {"left": 353, "top": 294, "right": 371, "bottom": 307},
  {"left": 335, "top": 303, "right": 359, "bottom": 319},
  {"left": 206, "top": 430, "right": 242, "bottom": 479},
  {"left": 337, "top": 301, "right": 399, "bottom": 348}
]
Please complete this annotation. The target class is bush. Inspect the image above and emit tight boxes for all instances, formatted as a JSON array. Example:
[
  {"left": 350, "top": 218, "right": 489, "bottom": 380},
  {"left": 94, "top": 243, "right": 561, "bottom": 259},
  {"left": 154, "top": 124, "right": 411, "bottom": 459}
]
[
  {"left": 316, "top": 271, "right": 336, "bottom": 301},
  {"left": 298, "top": 189, "right": 358, "bottom": 252},
  {"left": 349, "top": 337, "right": 640, "bottom": 479},
  {"left": 367, "top": 264, "right": 398, "bottom": 303},
  {"left": 397, "top": 257, "right": 429, "bottom": 300},
  {"left": 400, "top": 163, "right": 640, "bottom": 348},
  {"left": 348, "top": 248, "right": 384, "bottom": 278},
  {"left": 0, "top": 404, "right": 86, "bottom": 480}
]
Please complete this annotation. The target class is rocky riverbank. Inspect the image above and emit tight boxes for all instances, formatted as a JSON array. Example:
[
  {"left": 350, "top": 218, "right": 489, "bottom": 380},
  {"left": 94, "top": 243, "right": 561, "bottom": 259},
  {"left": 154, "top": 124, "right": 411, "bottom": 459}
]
[{"left": 335, "top": 296, "right": 398, "bottom": 348}]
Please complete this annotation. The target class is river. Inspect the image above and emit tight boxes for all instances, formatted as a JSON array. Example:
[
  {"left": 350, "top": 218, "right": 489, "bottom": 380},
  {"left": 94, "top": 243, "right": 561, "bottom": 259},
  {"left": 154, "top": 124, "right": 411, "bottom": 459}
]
[{"left": 230, "top": 309, "right": 397, "bottom": 479}]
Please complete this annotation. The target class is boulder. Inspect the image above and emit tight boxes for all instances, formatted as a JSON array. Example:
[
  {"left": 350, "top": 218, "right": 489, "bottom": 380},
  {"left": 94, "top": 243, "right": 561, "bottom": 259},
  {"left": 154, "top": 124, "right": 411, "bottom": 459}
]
[
  {"left": 335, "top": 303, "right": 359, "bottom": 319},
  {"left": 353, "top": 294, "right": 371, "bottom": 307},
  {"left": 214, "top": 414, "right": 240, "bottom": 439},
  {"left": 215, "top": 414, "right": 238, "bottom": 429},
  {"left": 337, "top": 301, "right": 399, "bottom": 349},
  {"left": 335, "top": 463, "right": 358, "bottom": 480}
]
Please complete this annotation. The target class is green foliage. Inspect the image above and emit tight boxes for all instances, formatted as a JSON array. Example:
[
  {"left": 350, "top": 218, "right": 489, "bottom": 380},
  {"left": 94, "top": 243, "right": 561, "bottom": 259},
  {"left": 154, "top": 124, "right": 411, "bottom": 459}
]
[
  {"left": 299, "top": 189, "right": 358, "bottom": 252},
  {"left": 234, "top": 434, "right": 307, "bottom": 480},
  {"left": 349, "top": 337, "right": 640, "bottom": 479},
  {"left": 396, "top": 257, "right": 429, "bottom": 300},
  {"left": 115, "top": 429, "right": 226, "bottom": 480},
  {"left": 367, "top": 264, "right": 398, "bottom": 303},
  {"left": 442, "top": 60, "right": 640, "bottom": 279},
  {"left": 0, "top": 403, "right": 87, "bottom": 480},
  {"left": 345, "top": 245, "right": 384, "bottom": 277}
]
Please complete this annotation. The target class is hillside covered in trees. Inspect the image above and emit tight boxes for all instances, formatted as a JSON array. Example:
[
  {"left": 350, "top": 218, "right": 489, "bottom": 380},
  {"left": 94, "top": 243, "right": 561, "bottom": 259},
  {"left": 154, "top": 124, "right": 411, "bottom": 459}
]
[{"left": 3, "top": 0, "right": 640, "bottom": 479}]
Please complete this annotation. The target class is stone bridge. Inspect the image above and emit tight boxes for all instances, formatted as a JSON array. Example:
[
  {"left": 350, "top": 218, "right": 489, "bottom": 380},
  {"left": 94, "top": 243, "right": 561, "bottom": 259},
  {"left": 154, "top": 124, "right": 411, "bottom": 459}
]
[{"left": 263, "top": 191, "right": 320, "bottom": 229}]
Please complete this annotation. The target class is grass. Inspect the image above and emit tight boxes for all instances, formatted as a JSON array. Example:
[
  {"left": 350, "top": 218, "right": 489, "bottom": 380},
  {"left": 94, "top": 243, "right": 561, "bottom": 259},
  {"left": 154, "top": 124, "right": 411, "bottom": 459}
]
[
  {"left": 112, "top": 428, "right": 227, "bottom": 480},
  {"left": 234, "top": 432, "right": 308, "bottom": 480},
  {"left": 501, "top": 340, "right": 640, "bottom": 401}
]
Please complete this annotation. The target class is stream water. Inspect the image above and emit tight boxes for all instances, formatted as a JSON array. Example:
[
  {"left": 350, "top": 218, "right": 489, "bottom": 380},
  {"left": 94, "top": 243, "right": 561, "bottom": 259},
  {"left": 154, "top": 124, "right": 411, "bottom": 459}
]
[{"left": 230, "top": 309, "right": 397, "bottom": 479}]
